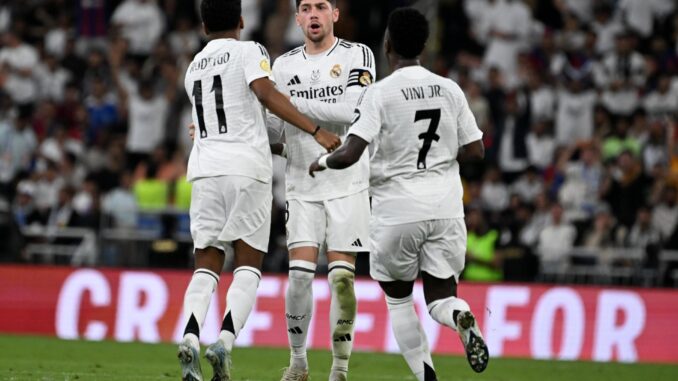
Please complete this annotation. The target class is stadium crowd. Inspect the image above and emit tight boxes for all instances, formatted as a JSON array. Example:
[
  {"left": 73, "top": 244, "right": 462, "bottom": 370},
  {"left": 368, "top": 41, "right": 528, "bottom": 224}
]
[{"left": 0, "top": 0, "right": 676, "bottom": 286}]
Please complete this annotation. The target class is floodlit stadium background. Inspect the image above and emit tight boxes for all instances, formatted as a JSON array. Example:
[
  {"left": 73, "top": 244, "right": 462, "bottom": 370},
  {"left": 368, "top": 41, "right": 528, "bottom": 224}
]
[{"left": 0, "top": 0, "right": 677, "bottom": 365}]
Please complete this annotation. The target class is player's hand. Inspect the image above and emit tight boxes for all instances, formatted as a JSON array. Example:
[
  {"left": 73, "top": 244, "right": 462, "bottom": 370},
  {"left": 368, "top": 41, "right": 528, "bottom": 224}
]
[
  {"left": 308, "top": 158, "right": 326, "bottom": 178},
  {"left": 188, "top": 123, "right": 195, "bottom": 140},
  {"left": 313, "top": 128, "right": 341, "bottom": 152}
]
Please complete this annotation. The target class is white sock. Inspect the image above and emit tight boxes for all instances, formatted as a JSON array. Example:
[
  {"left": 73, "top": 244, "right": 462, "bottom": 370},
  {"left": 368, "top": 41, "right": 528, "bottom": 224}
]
[
  {"left": 218, "top": 266, "right": 261, "bottom": 351},
  {"left": 328, "top": 261, "right": 356, "bottom": 378},
  {"left": 386, "top": 295, "right": 436, "bottom": 381},
  {"left": 427, "top": 296, "right": 470, "bottom": 331},
  {"left": 286, "top": 260, "right": 316, "bottom": 370},
  {"left": 182, "top": 269, "right": 219, "bottom": 351}
]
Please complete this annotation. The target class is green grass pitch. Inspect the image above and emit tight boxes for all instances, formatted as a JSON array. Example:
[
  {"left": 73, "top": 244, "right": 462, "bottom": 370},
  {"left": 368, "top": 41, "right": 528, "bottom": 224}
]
[{"left": 0, "top": 335, "right": 677, "bottom": 381}]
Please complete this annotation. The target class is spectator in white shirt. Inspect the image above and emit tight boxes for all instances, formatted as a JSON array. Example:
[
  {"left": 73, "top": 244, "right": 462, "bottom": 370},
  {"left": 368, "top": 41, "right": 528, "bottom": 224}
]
[
  {"left": 652, "top": 186, "right": 678, "bottom": 240},
  {"left": 111, "top": 0, "right": 165, "bottom": 58},
  {"left": 644, "top": 74, "right": 678, "bottom": 119},
  {"left": 537, "top": 203, "right": 577, "bottom": 265},
  {"left": 594, "top": 31, "right": 646, "bottom": 89},
  {"left": 592, "top": 3, "right": 624, "bottom": 55},
  {"left": 511, "top": 166, "right": 544, "bottom": 203},
  {"left": 526, "top": 120, "right": 556, "bottom": 170},
  {"left": 0, "top": 30, "right": 39, "bottom": 112},
  {"left": 35, "top": 55, "right": 71, "bottom": 102},
  {"left": 555, "top": 79, "right": 597, "bottom": 145},
  {"left": 481, "top": 166, "right": 510, "bottom": 212}
]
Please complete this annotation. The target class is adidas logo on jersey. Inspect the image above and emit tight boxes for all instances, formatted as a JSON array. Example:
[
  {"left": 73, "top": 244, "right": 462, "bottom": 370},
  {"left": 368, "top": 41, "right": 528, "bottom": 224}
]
[
  {"left": 287, "top": 75, "right": 301, "bottom": 86},
  {"left": 351, "top": 239, "right": 363, "bottom": 247}
]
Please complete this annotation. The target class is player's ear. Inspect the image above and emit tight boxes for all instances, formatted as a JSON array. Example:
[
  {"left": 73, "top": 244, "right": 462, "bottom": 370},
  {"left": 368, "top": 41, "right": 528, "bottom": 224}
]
[
  {"left": 202, "top": 22, "right": 209, "bottom": 36},
  {"left": 239, "top": 16, "right": 244, "bottom": 30},
  {"left": 332, "top": 5, "right": 339, "bottom": 23},
  {"left": 384, "top": 33, "right": 392, "bottom": 55}
]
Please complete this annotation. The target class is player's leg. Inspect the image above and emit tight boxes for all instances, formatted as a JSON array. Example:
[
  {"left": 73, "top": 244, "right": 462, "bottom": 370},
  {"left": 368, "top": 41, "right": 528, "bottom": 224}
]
[
  {"left": 371, "top": 222, "right": 437, "bottom": 381},
  {"left": 281, "top": 200, "right": 323, "bottom": 381},
  {"left": 179, "top": 248, "right": 224, "bottom": 381},
  {"left": 421, "top": 219, "right": 489, "bottom": 373},
  {"left": 179, "top": 176, "right": 229, "bottom": 381},
  {"left": 324, "top": 191, "right": 369, "bottom": 381},
  {"left": 325, "top": 251, "right": 356, "bottom": 381},
  {"left": 204, "top": 176, "right": 271, "bottom": 381}
]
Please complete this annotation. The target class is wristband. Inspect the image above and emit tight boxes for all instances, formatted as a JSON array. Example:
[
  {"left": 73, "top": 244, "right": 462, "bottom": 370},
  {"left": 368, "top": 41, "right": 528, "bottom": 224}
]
[
  {"left": 311, "top": 125, "right": 321, "bottom": 136},
  {"left": 318, "top": 154, "right": 330, "bottom": 169}
]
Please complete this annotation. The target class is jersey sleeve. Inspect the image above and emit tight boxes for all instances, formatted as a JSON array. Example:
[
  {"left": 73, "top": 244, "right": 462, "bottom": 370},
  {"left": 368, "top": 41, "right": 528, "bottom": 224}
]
[
  {"left": 456, "top": 88, "right": 483, "bottom": 146},
  {"left": 347, "top": 87, "right": 381, "bottom": 143},
  {"left": 290, "top": 44, "right": 376, "bottom": 125},
  {"left": 243, "top": 42, "right": 273, "bottom": 85}
]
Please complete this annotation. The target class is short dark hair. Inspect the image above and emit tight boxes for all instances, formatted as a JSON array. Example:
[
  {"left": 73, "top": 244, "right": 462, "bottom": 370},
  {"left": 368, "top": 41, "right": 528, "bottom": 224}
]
[
  {"left": 201, "top": 0, "right": 241, "bottom": 33},
  {"left": 387, "top": 8, "right": 429, "bottom": 59},
  {"left": 295, "top": 0, "right": 336, "bottom": 9}
]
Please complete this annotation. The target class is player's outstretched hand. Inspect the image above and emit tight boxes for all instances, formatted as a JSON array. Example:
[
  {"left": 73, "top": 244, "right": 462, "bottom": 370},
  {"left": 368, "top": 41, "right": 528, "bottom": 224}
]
[
  {"left": 314, "top": 128, "right": 341, "bottom": 152},
  {"left": 188, "top": 123, "right": 195, "bottom": 140},
  {"left": 308, "top": 157, "right": 327, "bottom": 178}
]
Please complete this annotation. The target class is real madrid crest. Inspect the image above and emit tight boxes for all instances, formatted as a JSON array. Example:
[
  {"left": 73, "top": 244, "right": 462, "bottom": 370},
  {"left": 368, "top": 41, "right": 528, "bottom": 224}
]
[
  {"left": 330, "top": 64, "right": 342, "bottom": 78},
  {"left": 359, "top": 71, "right": 372, "bottom": 86}
]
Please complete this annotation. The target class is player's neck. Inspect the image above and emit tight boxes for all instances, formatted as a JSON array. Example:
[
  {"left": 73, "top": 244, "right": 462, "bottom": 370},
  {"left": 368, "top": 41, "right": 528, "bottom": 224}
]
[
  {"left": 209, "top": 30, "right": 239, "bottom": 41},
  {"left": 304, "top": 36, "right": 337, "bottom": 55},
  {"left": 391, "top": 58, "right": 421, "bottom": 72}
]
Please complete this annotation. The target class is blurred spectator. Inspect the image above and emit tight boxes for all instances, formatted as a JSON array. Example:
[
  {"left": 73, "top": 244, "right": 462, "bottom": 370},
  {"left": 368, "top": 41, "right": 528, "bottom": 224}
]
[
  {"left": 0, "top": 30, "right": 39, "bottom": 113},
  {"left": 594, "top": 30, "right": 645, "bottom": 88},
  {"left": 510, "top": 166, "right": 543, "bottom": 203},
  {"left": 644, "top": 74, "right": 678, "bottom": 118},
  {"left": 464, "top": 207, "right": 502, "bottom": 282},
  {"left": 111, "top": 0, "right": 165, "bottom": 59},
  {"left": 84, "top": 76, "right": 118, "bottom": 144},
  {"left": 603, "top": 117, "right": 643, "bottom": 161},
  {"left": 480, "top": 0, "right": 532, "bottom": 89},
  {"left": 602, "top": 151, "right": 650, "bottom": 227},
  {"left": 480, "top": 166, "right": 509, "bottom": 212},
  {"left": 583, "top": 205, "right": 624, "bottom": 251},
  {"left": 537, "top": 203, "right": 577, "bottom": 266},
  {"left": 525, "top": 120, "right": 556, "bottom": 170},
  {"left": 0, "top": 115, "right": 36, "bottom": 200},
  {"left": 555, "top": 79, "right": 596, "bottom": 145},
  {"left": 643, "top": 121, "right": 670, "bottom": 173},
  {"left": 168, "top": 17, "right": 201, "bottom": 58},
  {"left": 496, "top": 91, "right": 530, "bottom": 178},
  {"left": 12, "top": 180, "right": 44, "bottom": 228},
  {"left": 109, "top": 40, "right": 177, "bottom": 169},
  {"left": 627, "top": 206, "right": 662, "bottom": 257},
  {"left": 592, "top": 3, "right": 624, "bottom": 55},
  {"left": 34, "top": 54, "right": 71, "bottom": 102},
  {"left": 652, "top": 186, "right": 678, "bottom": 240}
]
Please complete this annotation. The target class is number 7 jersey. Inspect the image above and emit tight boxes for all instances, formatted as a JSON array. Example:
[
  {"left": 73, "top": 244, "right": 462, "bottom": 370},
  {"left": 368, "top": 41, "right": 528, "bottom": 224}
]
[
  {"left": 185, "top": 38, "right": 274, "bottom": 183},
  {"left": 348, "top": 66, "right": 483, "bottom": 225}
]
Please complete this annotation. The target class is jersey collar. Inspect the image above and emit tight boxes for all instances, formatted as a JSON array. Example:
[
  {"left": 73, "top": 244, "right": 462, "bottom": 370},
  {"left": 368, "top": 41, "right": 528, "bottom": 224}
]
[{"left": 302, "top": 37, "right": 340, "bottom": 60}]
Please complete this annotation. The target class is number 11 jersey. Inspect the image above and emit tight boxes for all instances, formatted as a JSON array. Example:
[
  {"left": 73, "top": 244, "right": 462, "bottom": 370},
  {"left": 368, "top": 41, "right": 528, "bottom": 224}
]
[
  {"left": 185, "top": 38, "right": 274, "bottom": 183},
  {"left": 348, "top": 66, "right": 483, "bottom": 226}
]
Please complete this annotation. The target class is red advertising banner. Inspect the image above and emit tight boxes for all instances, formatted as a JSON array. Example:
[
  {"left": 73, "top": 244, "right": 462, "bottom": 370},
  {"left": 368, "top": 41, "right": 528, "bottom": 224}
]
[{"left": 0, "top": 265, "right": 677, "bottom": 363}]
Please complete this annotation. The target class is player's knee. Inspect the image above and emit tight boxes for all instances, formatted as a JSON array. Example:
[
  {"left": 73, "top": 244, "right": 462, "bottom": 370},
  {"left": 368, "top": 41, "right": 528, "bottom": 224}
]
[{"left": 329, "top": 268, "right": 355, "bottom": 294}]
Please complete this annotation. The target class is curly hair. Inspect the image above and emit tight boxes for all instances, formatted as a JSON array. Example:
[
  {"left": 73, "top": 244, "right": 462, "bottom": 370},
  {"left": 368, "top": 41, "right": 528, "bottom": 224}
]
[{"left": 387, "top": 8, "right": 429, "bottom": 59}]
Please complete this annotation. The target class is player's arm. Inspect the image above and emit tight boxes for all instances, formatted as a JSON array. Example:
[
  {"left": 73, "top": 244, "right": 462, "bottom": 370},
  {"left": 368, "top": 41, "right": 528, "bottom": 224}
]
[
  {"left": 244, "top": 42, "right": 340, "bottom": 152},
  {"left": 291, "top": 44, "right": 376, "bottom": 124},
  {"left": 455, "top": 83, "right": 485, "bottom": 162},
  {"left": 458, "top": 140, "right": 485, "bottom": 161},
  {"left": 250, "top": 77, "right": 339, "bottom": 152},
  {"left": 309, "top": 87, "right": 380, "bottom": 177}
]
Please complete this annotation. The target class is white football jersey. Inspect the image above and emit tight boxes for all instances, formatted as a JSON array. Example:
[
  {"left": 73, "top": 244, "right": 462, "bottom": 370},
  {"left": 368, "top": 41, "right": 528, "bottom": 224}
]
[
  {"left": 348, "top": 66, "right": 483, "bottom": 225},
  {"left": 271, "top": 38, "right": 375, "bottom": 201},
  {"left": 185, "top": 39, "right": 273, "bottom": 183}
]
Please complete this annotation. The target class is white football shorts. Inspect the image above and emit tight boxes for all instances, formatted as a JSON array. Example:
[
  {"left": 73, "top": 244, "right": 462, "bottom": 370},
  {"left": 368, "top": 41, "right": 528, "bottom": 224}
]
[
  {"left": 286, "top": 190, "right": 370, "bottom": 253},
  {"left": 369, "top": 218, "right": 467, "bottom": 282},
  {"left": 190, "top": 175, "right": 272, "bottom": 254}
]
